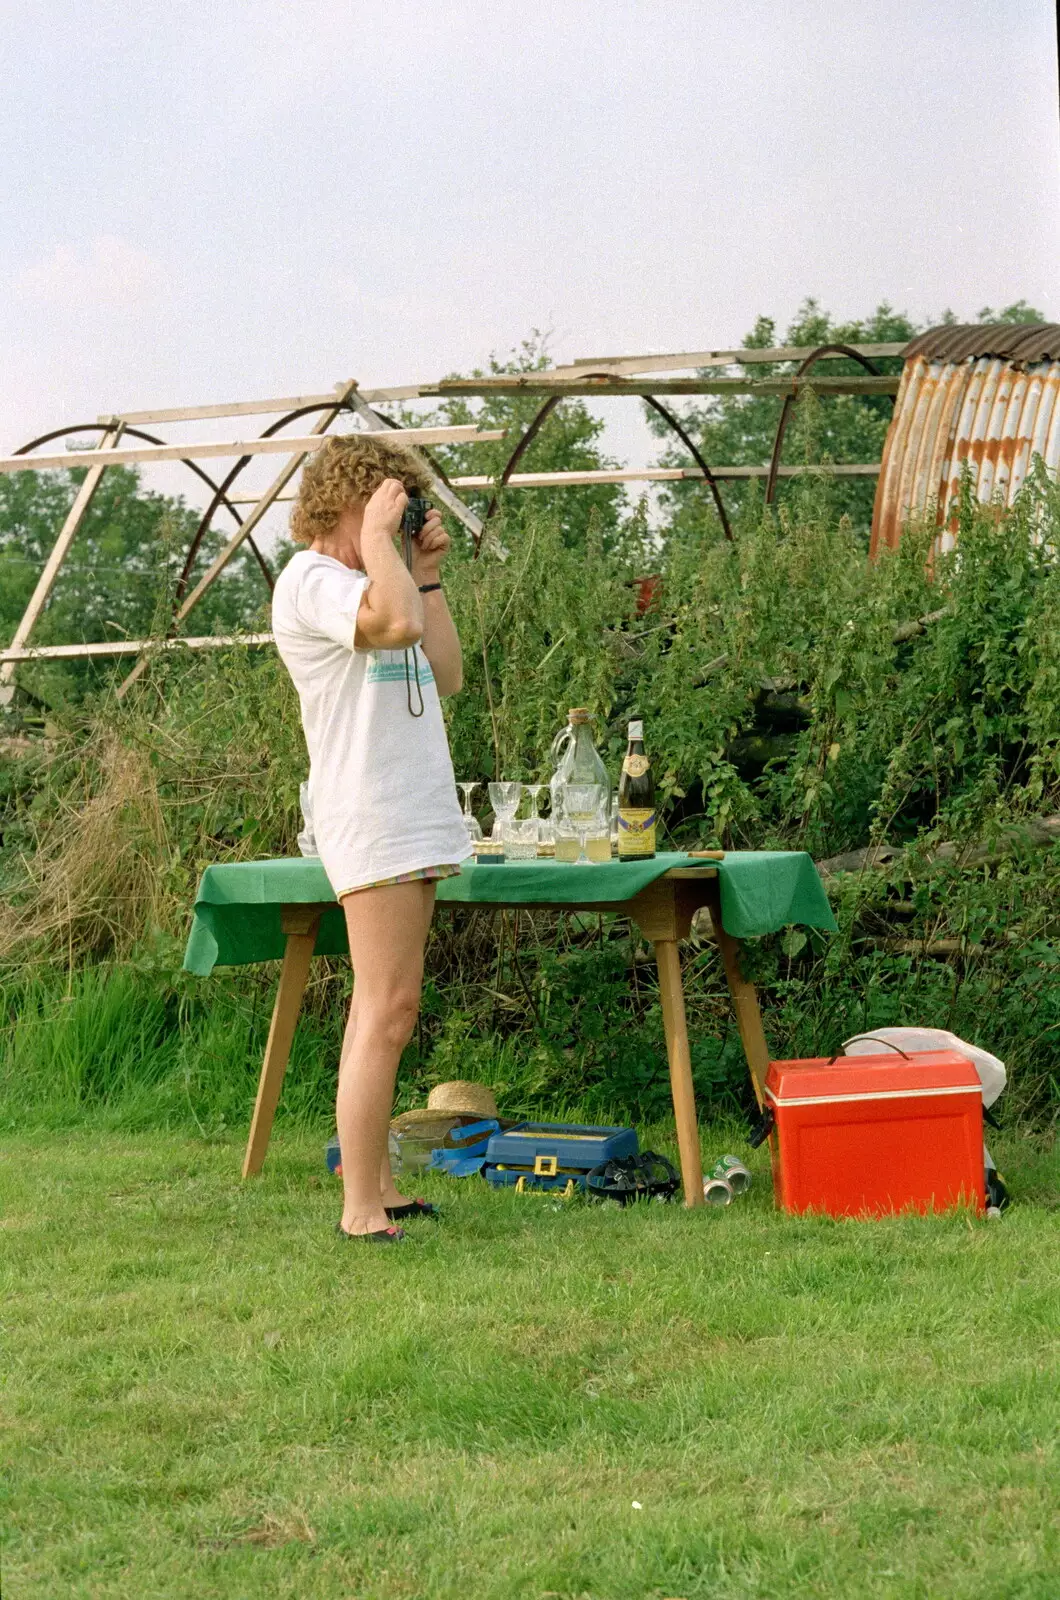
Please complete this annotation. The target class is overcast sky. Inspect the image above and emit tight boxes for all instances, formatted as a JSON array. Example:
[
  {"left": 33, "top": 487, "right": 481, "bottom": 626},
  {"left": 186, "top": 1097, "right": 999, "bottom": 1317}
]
[{"left": 2, "top": 0, "right": 1057, "bottom": 536}]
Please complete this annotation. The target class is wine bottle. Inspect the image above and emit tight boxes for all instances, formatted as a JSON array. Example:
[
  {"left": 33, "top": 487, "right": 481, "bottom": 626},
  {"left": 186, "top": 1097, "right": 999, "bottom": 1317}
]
[{"left": 617, "top": 719, "right": 656, "bottom": 860}]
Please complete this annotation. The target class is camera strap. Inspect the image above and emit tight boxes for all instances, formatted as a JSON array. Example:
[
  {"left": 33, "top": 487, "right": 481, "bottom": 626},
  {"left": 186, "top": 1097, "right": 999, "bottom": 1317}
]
[
  {"left": 403, "top": 645, "right": 426, "bottom": 718},
  {"left": 401, "top": 523, "right": 426, "bottom": 718}
]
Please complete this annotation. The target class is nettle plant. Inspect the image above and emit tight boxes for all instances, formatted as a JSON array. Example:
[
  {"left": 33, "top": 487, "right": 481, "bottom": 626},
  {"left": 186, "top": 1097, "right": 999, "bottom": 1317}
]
[{"left": 5, "top": 463, "right": 1057, "bottom": 965}]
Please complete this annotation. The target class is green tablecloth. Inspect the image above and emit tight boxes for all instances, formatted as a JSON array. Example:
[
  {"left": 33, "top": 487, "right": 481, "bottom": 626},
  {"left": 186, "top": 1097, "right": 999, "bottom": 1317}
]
[{"left": 182, "top": 852, "right": 836, "bottom": 976}]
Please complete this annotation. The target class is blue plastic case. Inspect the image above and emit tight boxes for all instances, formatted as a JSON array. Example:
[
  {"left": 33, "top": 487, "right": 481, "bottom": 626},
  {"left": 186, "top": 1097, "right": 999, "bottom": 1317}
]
[
  {"left": 482, "top": 1122, "right": 638, "bottom": 1191},
  {"left": 426, "top": 1119, "right": 501, "bottom": 1177}
]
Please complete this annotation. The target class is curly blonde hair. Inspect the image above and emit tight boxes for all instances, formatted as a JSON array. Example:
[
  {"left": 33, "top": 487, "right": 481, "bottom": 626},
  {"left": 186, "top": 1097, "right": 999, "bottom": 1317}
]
[{"left": 290, "top": 432, "right": 434, "bottom": 545}]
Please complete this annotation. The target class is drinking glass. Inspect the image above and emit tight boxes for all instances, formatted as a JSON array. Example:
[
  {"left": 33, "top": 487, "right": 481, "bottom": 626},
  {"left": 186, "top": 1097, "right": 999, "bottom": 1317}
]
[
  {"left": 561, "top": 783, "right": 609, "bottom": 865},
  {"left": 536, "top": 814, "right": 556, "bottom": 856},
  {"left": 552, "top": 807, "right": 579, "bottom": 862},
  {"left": 458, "top": 782, "right": 483, "bottom": 845},
  {"left": 524, "top": 782, "right": 551, "bottom": 855},
  {"left": 506, "top": 819, "right": 539, "bottom": 860},
  {"left": 487, "top": 781, "right": 523, "bottom": 851}
]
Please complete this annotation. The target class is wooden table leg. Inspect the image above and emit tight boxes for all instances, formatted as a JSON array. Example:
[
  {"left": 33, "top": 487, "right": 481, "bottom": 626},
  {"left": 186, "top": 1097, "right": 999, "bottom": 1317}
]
[
  {"left": 654, "top": 938, "right": 705, "bottom": 1208},
  {"left": 242, "top": 908, "right": 321, "bottom": 1178},
  {"left": 707, "top": 895, "right": 769, "bottom": 1110},
  {"left": 627, "top": 879, "right": 706, "bottom": 1209}
]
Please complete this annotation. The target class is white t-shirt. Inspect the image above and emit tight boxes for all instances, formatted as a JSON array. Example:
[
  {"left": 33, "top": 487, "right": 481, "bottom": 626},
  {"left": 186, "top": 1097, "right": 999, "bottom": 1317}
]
[{"left": 271, "top": 549, "right": 470, "bottom": 895}]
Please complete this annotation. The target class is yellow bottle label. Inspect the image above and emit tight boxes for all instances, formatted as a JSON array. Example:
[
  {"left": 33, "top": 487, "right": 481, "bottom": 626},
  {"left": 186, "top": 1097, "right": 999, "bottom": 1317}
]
[
  {"left": 622, "top": 753, "right": 650, "bottom": 778},
  {"left": 618, "top": 808, "right": 656, "bottom": 855}
]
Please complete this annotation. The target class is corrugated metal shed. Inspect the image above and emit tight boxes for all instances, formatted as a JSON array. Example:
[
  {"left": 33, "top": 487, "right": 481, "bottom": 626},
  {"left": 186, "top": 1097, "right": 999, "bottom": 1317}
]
[
  {"left": 901, "top": 323, "right": 1060, "bottom": 365},
  {"left": 870, "top": 324, "right": 1060, "bottom": 558}
]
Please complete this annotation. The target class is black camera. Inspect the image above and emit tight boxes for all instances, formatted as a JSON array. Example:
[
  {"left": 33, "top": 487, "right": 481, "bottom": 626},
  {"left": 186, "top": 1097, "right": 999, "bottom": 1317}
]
[{"left": 401, "top": 496, "right": 430, "bottom": 538}]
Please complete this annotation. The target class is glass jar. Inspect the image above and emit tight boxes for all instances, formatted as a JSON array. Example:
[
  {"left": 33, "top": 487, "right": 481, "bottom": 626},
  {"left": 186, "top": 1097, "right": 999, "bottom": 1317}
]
[{"left": 549, "top": 708, "right": 610, "bottom": 820}]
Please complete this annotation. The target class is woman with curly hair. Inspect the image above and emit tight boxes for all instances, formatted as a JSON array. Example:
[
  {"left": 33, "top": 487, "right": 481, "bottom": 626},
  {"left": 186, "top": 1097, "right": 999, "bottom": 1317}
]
[{"left": 272, "top": 433, "right": 470, "bottom": 1243}]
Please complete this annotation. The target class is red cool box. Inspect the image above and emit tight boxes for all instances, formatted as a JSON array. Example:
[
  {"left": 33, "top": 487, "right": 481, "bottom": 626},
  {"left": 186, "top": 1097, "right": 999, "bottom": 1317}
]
[{"left": 764, "top": 1048, "right": 985, "bottom": 1218}]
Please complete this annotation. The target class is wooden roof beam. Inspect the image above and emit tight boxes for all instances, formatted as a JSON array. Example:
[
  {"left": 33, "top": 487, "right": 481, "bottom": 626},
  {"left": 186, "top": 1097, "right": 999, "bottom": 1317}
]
[
  {"left": 559, "top": 342, "right": 907, "bottom": 377},
  {"left": 96, "top": 344, "right": 910, "bottom": 427},
  {"left": 0, "top": 424, "right": 504, "bottom": 476},
  {"left": 1, "top": 632, "right": 274, "bottom": 664},
  {"left": 425, "top": 375, "right": 899, "bottom": 399},
  {"left": 222, "top": 462, "right": 882, "bottom": 502}
]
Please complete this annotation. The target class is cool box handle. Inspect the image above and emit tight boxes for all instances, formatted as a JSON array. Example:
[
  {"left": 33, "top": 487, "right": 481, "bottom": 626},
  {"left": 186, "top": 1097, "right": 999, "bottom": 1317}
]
[
  {"left": 747, "top": 1107, "right": 775, "bottom": 1149},
  {"left": 830, "top": 1036, "right": 913, "bottom": 1065}
]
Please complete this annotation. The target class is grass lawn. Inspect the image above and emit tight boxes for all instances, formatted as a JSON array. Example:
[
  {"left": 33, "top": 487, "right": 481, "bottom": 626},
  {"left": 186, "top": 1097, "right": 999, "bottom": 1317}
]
[{"left": 2, "top": 1126, "right": 1058, "bottom": 1600}]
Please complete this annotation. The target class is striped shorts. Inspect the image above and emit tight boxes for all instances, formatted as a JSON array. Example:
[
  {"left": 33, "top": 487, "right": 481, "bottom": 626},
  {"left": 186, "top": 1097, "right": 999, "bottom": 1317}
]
[{"left": 339, "top": 863, "right": 462, "bottom": 897}]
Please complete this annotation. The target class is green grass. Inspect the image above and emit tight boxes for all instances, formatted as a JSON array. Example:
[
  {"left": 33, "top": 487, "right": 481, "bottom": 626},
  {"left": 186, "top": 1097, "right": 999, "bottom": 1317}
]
[{"left": 2, "top": 1128, "right": 1058, "bottom": 1599}]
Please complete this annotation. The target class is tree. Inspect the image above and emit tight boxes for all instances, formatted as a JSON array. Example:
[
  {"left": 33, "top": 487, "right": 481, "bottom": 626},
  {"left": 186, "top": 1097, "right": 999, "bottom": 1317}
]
[
  {"left": 410, "top": 334, "right": 627, "bottom": 552},
  {"left": 649, "top": 298, "right": 1046, "bottom": 542},
  {"left": 0, "top": 466, "right": 270, "bottom": 705}
]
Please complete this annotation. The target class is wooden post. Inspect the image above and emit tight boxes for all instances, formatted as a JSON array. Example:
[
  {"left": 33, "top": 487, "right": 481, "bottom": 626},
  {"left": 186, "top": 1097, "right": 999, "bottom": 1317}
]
[
  {"left": 706, "top": 890, "right": 770, "bottom": 1110},
  {"left": 242, "top": 907, "right": 322, "bottom": 1177},
  {"left": 0, "top": 420, "right": 123, "bottom": 703}
]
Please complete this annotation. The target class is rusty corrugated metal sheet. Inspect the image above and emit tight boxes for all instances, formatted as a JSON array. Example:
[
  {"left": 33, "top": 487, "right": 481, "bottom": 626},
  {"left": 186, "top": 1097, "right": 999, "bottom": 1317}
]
[
  {"left": 902, "top": 322, "right": 1060, "bottom": 365},
  {"left": 870, "top": 325, "right": 1060, "bottom": 558}
]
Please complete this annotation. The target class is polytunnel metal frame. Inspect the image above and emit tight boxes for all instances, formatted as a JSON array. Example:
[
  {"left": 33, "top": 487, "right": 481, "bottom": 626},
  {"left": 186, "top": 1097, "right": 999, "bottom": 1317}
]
[
  {"left": 764, "top": 343, "right": 891, "bottom": 506},
  {"left": 0, "top": 383, "right": 502, "bottom": 701},
  {"left": 13, "top": 419, "right": 276, "bottom": 589},
  {"left": 10, "top": 327, "right": 1052, "bottom": 704}
]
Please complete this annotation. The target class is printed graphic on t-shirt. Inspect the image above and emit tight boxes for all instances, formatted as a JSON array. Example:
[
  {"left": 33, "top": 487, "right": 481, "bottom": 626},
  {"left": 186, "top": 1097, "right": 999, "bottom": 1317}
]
[{"left": 365, "top": 648, "right": 435, "bottom": 686}]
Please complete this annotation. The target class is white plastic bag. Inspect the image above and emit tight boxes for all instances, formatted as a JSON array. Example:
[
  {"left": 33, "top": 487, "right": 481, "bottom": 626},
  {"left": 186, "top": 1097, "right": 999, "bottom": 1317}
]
[{"left": 841, "top": 1027, "right": 1006, "bottom": 1108}]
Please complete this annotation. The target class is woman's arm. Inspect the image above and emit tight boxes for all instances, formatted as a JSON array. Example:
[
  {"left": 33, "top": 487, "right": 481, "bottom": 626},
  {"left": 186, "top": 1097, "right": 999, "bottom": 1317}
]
[
  {"left": 354, "top": 480, "right": 424, "bottom": 651},
  {"left": 417, "top": 588, "right": 463, "bottom": 696},
  {"left": 412, "top": 511, "right": 463, "bottom": 697}
]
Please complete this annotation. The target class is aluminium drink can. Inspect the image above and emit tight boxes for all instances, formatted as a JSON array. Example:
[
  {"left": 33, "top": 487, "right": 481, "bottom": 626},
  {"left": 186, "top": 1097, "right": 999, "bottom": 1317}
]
[
  {"left": 708, "top": 1155, "right": 752, "bottom": 1196},
  {"left": 703, "top": 1172, "right": 734, "bottom": 1206}
]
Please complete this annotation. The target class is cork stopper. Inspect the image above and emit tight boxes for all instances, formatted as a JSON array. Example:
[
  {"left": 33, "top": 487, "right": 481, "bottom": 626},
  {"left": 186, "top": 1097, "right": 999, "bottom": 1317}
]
[{"left": 568, "top": 707, "right": 591, "bottom": 724}]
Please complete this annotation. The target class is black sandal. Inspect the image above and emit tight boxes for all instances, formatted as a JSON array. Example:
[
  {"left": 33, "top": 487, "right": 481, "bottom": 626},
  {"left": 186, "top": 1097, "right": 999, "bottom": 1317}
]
[
  {"left": 335, "top": 1224, "right": 405, "bottom": 1244},
  {"left": 384, "top": 1198, "right": 439, "bottom": 1222}
]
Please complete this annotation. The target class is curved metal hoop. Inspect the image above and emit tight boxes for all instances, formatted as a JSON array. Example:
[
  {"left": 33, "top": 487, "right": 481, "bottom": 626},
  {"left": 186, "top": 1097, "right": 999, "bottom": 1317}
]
[
  {"left": 764, "top": 343, "right": 891, "bottom": 506},
  {"left": 478, "top": 396, "right": 562, "bottom": 550},
  {"left": 641, "top": 396, "right": 733, "bottom": 543},
  {"left": 478, "top": 381, "right": 734, "bottom": 549},
  {"left": 13, "top": 421, "right": 275, "bottom": 589},
  {"left": 172, "top": 400, "right": 349, "bottom": 605}
]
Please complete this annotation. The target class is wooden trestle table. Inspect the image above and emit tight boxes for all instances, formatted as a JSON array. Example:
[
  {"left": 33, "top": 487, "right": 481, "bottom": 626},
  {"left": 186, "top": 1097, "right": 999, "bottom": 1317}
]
[{"left": 182, "top": 852, "right": 837, "bottom": 1207}]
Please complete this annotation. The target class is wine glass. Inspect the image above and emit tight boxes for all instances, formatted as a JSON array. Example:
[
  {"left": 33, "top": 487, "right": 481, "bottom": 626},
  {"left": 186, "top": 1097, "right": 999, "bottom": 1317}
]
[
  {"left": 488, "top": 781, "right": 523, "bottom": 851},
  {"left": 524, "top": 783, "right": 547, "bottom": 853},
  {"left": 458, "top": 782, "right": 483, "bottom": 844},
  {"left": 561, "top": 783, "right": 608, "bottom": 865}
]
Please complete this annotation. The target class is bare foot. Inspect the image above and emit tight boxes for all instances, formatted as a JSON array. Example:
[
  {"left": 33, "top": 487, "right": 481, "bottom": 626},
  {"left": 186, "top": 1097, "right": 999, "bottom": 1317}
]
[
  {"left": 380, "top": 1185, "right": 417, "bottom": 1209},
  {"left": 339, "top": 1206, "right": 394, "bottom": 1237}
]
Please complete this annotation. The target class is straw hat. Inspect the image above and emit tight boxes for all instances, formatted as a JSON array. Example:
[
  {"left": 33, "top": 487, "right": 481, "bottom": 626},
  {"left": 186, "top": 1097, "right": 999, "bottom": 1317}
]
[
  {"left": 389, "top": 1081, "right": 499, "bottom": 1140},
  {"left": 426, "top": 1080, "right": 499, "bottom": 1119}
]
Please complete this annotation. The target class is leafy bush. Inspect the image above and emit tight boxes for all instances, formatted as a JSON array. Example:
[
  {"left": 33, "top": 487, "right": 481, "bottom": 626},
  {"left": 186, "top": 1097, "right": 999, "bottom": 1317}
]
[{"left": 1, "top": 450, "right": 1057, "bottom": 1129}]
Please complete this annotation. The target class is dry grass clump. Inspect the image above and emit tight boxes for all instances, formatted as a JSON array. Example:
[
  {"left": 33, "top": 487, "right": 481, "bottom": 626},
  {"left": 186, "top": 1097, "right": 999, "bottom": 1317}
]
[{"left": 0, "top": 736, "right": 171, "bottom": 964}]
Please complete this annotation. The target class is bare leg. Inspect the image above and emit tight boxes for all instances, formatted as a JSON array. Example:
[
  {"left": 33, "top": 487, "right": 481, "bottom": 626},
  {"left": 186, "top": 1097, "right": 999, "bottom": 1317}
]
[
  {"left": 336, "top": 879, "right": 436, "bottom": 1235},
  {"left": 337, "top": 994, "right": 415, "bottom": 1206},
  {"left": 379, "top": 881, "right": 438, "bottom": 1206}
]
